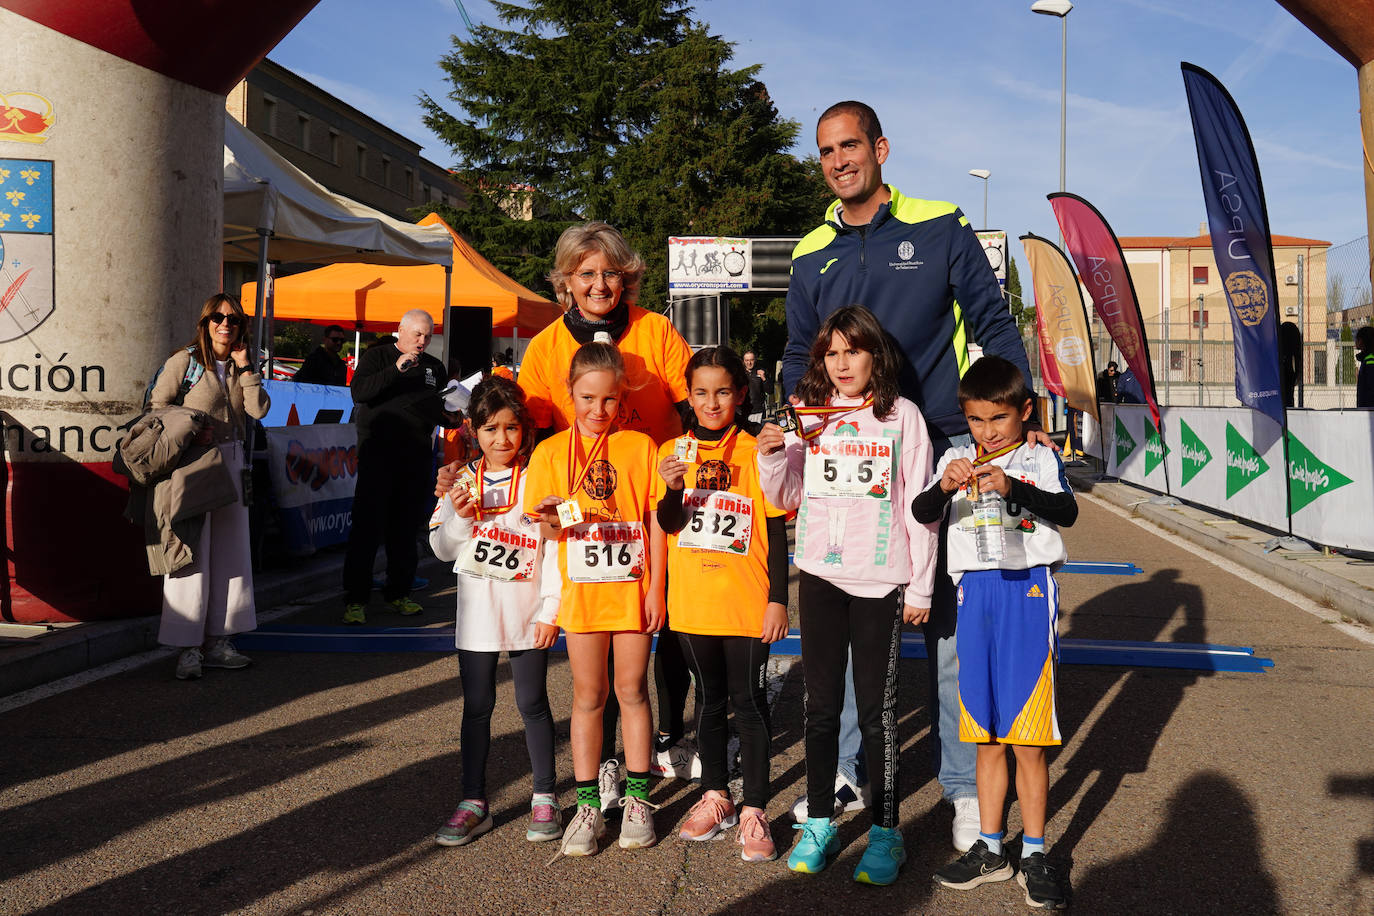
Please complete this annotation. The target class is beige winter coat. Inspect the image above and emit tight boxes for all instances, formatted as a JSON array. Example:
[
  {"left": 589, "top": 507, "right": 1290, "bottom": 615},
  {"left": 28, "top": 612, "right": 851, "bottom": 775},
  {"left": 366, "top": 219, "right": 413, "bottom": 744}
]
[
  {"left": 118, "top": 406, "right": 240, "bottom": 575},
  {"left": 149, "top": 349, "right": 270, "bottom": 442}
]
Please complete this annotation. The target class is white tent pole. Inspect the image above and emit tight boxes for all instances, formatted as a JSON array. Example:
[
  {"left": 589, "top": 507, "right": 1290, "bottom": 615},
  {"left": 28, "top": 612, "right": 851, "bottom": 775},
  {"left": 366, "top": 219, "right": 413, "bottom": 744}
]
[{"left": 252, "top": 228, "right": 269, "bottom": 362}]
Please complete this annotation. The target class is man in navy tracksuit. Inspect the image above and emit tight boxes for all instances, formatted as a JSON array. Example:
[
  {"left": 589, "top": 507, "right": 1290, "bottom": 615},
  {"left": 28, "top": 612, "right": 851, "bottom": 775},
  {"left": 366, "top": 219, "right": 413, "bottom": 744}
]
[{"left": 781, "top": 101, "right": 1043, "bottom": 853}]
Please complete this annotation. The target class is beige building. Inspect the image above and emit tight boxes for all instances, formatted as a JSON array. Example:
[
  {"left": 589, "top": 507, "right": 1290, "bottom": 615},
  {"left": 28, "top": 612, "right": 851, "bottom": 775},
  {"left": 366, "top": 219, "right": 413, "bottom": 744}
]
[
  {"left": 1117, "top": 228, "right": 1329, "bottom": 384},
  {"left": 225, "top": 58, "right": 467, "bottom": 222}
]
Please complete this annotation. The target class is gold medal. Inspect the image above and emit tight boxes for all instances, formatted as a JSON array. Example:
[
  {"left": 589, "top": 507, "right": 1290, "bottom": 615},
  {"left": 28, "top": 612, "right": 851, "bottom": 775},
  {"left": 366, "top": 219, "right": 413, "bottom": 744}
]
[
  {"left": 673, "top": 436, "right": 698, "bottom": 463},
  {"left": 556, "top": 499, "right": 584, "bottom": 528}
]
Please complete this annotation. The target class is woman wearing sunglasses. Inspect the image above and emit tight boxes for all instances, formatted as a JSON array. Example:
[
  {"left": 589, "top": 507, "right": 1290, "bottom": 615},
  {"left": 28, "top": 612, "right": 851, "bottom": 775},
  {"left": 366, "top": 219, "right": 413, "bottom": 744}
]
[{"left": 149, "top": 292, "right": 270, "bottom": 680}]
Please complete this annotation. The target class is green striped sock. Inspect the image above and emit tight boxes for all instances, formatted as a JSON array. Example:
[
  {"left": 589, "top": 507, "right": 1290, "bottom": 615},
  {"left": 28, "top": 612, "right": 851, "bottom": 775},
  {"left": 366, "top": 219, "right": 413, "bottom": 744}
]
[
  {"left": 625, "top": 770, "right": 650, "bottom": 800},
  {"left": 576, "top": 781, "right": 601, "bottom": 809}
]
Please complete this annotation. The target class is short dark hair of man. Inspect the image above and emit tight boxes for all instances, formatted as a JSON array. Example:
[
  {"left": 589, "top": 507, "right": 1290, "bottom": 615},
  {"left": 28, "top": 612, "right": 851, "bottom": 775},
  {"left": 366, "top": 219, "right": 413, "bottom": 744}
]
[
  {"left": 818, "top": 100, "right": 883, "bottom": 146},
  {"left": 959, "top": 355, "right": 1033, "bottom": 408},
  {"left": 1356, "top": 324, "right": 1374, "bottom": 351},
  {"left": 325, "top": 324, "right": 345, "bottom": 338}
]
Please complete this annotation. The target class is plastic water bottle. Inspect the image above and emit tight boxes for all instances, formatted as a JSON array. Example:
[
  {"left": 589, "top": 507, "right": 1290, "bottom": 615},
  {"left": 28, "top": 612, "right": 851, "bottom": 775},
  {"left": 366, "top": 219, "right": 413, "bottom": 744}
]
[{"left": 970, "top": 474, "right": 1005, "bottom": 563}]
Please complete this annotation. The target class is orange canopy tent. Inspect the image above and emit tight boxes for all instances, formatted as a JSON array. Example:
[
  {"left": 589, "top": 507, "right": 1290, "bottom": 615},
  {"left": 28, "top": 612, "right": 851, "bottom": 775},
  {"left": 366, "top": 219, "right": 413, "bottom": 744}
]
[{"left": 242, "top": 213, "right": 561, "bottom": 334}]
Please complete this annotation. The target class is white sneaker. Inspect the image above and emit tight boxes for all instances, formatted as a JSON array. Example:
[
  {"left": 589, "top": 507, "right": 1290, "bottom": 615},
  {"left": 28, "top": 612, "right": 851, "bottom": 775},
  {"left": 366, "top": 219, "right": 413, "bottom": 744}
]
[
  {"left": 597, "top": 759, "right": 623, "bottom": 813},
  {"left": 552, "top": 805, "right": 605, "bottom": 860},
  {"left": 952, "top": 796, "right": 981, "bottom": 853},
  {"left": 617, "top": 795, "right": 661, "bottom": 849},
  {"left": 202, "top": 637, "right": 251, "bottom": 670},
  {"left": 789, "top": 771, "right": 872, "bottom": 820},
  {"left": 174, "top": 647, "right": 203, "bottom": 680},
  {"left": 650, "top": 739, "right": 701, "bottom": 780}
]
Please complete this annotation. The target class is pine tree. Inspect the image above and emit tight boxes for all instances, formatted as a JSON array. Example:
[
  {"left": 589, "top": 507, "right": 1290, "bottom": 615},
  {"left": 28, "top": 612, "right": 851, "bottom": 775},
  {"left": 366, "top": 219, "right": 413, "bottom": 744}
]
[{"left": 419, "top": 0, "right": 827, "bottom": 308}]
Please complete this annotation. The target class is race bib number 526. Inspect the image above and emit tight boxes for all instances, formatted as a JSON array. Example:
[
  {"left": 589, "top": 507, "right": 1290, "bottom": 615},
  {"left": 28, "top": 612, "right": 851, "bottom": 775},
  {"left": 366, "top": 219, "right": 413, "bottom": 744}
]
[
  {"left": 566, "top": 521, "right": 647, "bottom": 583},
  {"left": 457, "top": 522, "right": 540, "bottom": 582}
]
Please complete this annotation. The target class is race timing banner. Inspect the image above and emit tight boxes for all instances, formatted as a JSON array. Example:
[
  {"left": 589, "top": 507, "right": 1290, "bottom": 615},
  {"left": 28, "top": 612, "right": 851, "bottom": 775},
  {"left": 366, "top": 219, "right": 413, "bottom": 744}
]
[{"left": 1181, "top": 63, "right": 1285, "bottom": 427}]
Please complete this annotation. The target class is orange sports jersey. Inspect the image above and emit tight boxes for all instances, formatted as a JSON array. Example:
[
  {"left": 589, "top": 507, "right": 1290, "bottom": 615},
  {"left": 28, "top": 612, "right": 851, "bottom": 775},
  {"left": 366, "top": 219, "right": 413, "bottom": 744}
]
[
  {"left": 517, "top": 306, "right": 692, "bottom": 444},
  {"left": 524, "top": 427, "right": 659, "bottom": 633},
  {"left": 492, "top": 366, "right": 514, "bottom": 381},
  {"left": 650, "top": 429, "right": 785, "bottom": 638}
]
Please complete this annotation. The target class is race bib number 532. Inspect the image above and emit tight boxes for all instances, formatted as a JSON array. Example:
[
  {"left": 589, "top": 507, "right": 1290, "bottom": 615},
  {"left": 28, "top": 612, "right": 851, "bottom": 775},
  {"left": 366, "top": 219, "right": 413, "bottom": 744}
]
[
  {"left": 566, "top": 521, "right": 647, "bottom": 583},
  {"left": 804, "top": 436, "right": 893, "bottom": 499},
  {"left": 677, "top": 489, "right": 753, "bottom": 554}
]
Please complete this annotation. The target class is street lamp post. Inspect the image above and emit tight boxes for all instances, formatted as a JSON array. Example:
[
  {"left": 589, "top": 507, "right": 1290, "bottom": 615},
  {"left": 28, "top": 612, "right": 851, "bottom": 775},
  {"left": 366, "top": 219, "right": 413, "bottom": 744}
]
[
  {"left": 1031, "top": 0, "right": 1072, "bottom": 195},
  {"left": 968, "top": 169, "right": 990, "bottom": 229}
]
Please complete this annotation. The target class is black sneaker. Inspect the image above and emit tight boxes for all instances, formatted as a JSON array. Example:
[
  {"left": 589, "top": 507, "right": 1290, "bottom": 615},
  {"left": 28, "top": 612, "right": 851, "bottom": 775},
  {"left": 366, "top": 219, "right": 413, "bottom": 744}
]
[
  {"left": 933, "top": 839, "right": 1014, "bottom": 890},
  {"left": 1017, "top": 852, "right": 1068, "bottom": 909},
  {"left": 653, "top": 732, "right": 681, "bottom": 754}
]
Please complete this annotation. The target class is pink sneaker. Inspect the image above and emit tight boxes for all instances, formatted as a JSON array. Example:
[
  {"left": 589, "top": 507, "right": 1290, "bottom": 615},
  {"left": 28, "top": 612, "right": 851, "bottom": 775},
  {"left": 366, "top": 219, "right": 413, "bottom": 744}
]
[
  {"left": 738, "top": 808, "right": 777, "bottom": 861},
  {"left": 678, "top": 790, "right": 738, "bottom": 841}
]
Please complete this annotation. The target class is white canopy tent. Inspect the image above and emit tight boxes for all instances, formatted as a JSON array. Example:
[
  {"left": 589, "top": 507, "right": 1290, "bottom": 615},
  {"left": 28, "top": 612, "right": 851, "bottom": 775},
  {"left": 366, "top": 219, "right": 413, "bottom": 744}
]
[{"left": 222, "top": 113, "right": 454, "bottom": 357}]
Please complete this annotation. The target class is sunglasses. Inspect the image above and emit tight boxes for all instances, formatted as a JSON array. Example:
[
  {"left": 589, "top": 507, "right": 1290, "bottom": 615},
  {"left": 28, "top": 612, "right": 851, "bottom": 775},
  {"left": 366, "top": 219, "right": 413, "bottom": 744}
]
[
  {"left": 208, "top": 313, "right": 246, "bottom": 328},
  {"left": 327, "top": 336, "right": 346, "bottom": 344}
]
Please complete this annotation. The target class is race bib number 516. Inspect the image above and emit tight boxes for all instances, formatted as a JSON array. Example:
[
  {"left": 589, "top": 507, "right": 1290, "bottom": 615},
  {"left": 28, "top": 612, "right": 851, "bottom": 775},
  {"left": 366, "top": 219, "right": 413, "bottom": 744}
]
[
  {"left": 804, "top": 436, "right": 893, "bottom": 499},
  {"left": 566, "top": 521, "right": 647, "bottom": 583}
]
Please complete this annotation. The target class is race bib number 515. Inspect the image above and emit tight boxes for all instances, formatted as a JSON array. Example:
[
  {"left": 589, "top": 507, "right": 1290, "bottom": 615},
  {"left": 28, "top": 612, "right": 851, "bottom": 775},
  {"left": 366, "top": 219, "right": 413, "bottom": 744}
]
[
  {"left": 804, "top": 436, "right": 893, "bottom": 499},
  {"left": 566, "top": 521, "right": 647, "bottom": 583}
]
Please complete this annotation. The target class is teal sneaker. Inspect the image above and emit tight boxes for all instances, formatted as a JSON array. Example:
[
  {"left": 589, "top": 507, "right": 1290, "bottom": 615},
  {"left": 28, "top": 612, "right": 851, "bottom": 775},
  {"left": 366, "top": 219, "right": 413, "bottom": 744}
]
[
  {"left": 854, "top": 824, "right": 906, "bottom": 886},
  {"left": 787, "top": 817, "right": 838, "bottom": 874}
]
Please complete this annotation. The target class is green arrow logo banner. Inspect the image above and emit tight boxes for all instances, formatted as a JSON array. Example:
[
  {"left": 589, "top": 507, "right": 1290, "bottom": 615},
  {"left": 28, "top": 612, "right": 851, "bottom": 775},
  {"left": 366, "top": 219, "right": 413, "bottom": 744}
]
[
  {"left": 1115, "top": 415, "right": 1137, "bottom": 467},
  {"left": 1286, "top": 430, "right": 1352, "bottom": 513},
  {"left": 1225, "top": 422, "right": 1268, "bottom": 498},
  {"left": 1145, "top": 422, "right": 1168, "bottom": 476},
  {"left": 1179, "top": 419, "right": 1211, "bottom": 486}
]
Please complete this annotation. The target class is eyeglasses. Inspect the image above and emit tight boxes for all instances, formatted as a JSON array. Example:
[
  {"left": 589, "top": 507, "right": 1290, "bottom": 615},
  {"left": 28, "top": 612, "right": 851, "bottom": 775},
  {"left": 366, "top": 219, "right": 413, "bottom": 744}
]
[
  {"left": 208, "top": 313, "right": 245, "bottom": 328},
  {"left": 574, "top": 269, "right": 623, "bottom": 284}
]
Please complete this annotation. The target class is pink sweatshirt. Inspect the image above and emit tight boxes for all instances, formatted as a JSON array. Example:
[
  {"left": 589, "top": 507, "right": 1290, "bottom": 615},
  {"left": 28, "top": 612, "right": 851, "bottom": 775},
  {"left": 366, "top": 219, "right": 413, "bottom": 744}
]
[{"left": 757, "top": 395, "right": 938, "bottom": 604}]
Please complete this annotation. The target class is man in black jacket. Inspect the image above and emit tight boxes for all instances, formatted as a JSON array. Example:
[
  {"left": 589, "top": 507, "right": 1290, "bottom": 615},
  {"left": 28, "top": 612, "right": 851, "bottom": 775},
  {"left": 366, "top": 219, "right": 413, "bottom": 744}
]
[
  {"left": 342, "top": 310, "right": 448, "bottom": 623},
  {"left": 294, "top": 324, "right": 348, "bottom": 386}
]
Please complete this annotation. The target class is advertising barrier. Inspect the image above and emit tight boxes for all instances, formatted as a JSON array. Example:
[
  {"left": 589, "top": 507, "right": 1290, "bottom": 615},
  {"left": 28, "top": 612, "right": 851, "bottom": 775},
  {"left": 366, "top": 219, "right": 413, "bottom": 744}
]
[
  {"left": 1284, "top": 411, "right": 1374, "bottom": 551},
  {"left": 261, "top": 379, "right": 354, "bottom": 427},
  {"left": 265, "top": 423, "right": 359, "bottom": 553},
  {"left": 1093, "top": 402, "right": 1374, "bottom": 552},
  {"left": 1162, "top": 407, "right": 1287, "bottom": 531},
  {"left": 1106, "top": 404, "right": 1169, "bottom": 492}
]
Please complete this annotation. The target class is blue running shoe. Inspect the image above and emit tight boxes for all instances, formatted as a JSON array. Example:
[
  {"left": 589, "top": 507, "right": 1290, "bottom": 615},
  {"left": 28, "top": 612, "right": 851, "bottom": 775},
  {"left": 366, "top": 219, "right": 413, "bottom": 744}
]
[
  {"left": 787, "top": 817, "right": 838, "bottom": 874},
  {"left": 854, "top": 824, "right": 906, "bottom": 885}
]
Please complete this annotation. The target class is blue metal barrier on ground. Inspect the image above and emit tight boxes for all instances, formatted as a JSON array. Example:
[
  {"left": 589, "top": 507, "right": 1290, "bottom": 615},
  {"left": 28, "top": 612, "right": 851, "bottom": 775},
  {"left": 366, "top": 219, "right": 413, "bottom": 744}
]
[{"left": 234, "top": 626, "right": 1272, "bottom": 673}]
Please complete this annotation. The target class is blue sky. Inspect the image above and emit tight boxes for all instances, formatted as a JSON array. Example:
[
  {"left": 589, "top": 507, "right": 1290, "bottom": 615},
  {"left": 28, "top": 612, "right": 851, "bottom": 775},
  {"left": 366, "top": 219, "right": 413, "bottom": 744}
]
[{"left": 270, "top": 0, "right": 1366, "bottom": 283}]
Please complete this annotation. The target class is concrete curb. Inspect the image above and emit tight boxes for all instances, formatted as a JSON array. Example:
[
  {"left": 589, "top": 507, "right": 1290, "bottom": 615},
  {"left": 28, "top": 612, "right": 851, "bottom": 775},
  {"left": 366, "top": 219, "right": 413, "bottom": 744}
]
[{"left": 1067, "top": 467, "right": 1374, "bottom": 629}]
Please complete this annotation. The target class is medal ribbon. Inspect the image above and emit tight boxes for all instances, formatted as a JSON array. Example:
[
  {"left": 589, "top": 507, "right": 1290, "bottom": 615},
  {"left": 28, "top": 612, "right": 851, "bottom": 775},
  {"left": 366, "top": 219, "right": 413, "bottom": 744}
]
[
  {"left": 689, "top": 425, "right": 739, "bottom": 456},
  {"left": 566, "top": 428, "right": 611, "bottom": 499},
  {"left": 473, "top": 458, "right": 521, "bottom": 521},
  {"left": 973, "top": 441, "right": 1020, "bottom": 466},
  {"left": 795, "top": 395, "right": 874, "bottom": 441}
]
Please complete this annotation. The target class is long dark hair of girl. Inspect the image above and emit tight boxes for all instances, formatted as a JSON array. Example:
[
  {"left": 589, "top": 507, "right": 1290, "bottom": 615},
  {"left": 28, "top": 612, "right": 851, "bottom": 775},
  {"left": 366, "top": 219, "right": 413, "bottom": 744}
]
[
  {"left": 794, "top": 304, "right": 900, "bottom": 420},
  {"left": 467, "top": 374, "right": 536, "bottom": 463},
  {"left": 685, "top": 345, "right": 751, "bottom": 430}
]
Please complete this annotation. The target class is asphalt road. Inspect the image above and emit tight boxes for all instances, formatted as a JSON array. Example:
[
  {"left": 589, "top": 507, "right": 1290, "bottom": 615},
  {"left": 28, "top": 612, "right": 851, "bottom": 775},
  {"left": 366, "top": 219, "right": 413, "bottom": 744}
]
[{"left": 2, "top": 495, "right": 1372, "bottom": 915}]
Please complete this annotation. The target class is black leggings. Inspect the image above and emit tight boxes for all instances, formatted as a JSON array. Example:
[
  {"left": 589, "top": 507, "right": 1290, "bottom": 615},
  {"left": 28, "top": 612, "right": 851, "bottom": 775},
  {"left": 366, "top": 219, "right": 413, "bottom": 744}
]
[
  {"left": 678, "top": 632, "right": 773, "bottom": 809},
  {"left": 599, "top": 619, "right": 693, "bottom": 759},
  {"left": 798, "top": 571, "right": 903, "bottom": 828},
  {"left": 457, "top": 648, "right": 555, "bottom": 799}
]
